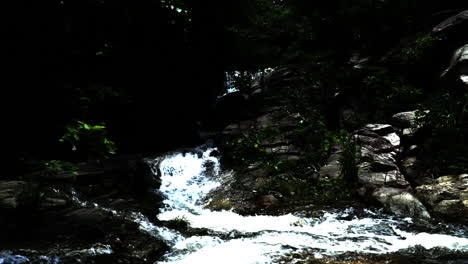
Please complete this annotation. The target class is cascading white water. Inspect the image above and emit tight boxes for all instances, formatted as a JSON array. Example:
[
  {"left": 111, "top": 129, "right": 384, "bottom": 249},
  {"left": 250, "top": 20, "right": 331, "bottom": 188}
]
[{"left": 154, "top": 147, "right": 468, "bottom": 264}]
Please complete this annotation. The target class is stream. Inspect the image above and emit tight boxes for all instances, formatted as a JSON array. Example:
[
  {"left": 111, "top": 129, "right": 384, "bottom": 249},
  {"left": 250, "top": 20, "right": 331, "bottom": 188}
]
[
  {"left": 1, "top": 145, "right": 468, "bottom": 264},
  {"left": 153, "top": 145, "right": 468, "bottom": 264}
]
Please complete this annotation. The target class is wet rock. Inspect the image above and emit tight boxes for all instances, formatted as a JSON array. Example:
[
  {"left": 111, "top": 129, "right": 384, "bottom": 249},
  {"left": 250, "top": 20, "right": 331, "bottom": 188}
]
[
  {"left": 319, "top": 144, "right": 343, "bottom": 180},
  {"left": 363, "top": 124, "right": 395, "bottom": 136},
  {"left": 341, "top": 108, "right": 359, "bottom": 127},
  {"left": 433, "top": 10, "right": 468, "bottom": 34},
  {"left": 400, "top": 156, "right": 431, "bottom": 186},
  {"left": 204, "top": 170, "right": 258, "bottom": 214},
  {"left": 255, "top": 111, "right": 298, "bottom": 130},
  {"left": 222, "top": 111, "right": 300, "bottom": 137},
  {"left": 442, "top": 43, "right": 468, "bottom": 84},
  {"left": 372, "top": 187, "right": 431, "bottom": 221},
  {"left": 355, "top": 135, "right": 396, "bottom": 154},
  {"left": 357, "top": 164, "right": 408, "bottom": 189},
  {"left": 206, "top": 199, "right": 234, "bottom": 211},
  {"left": 382, "top": 133, "right": 400, "bottom": 148},
  {"left": 354, "top": 125, "right": 408, "bottom": 193},
  {"left": 65, "top": 207, "right": 112, "bottom": 226},
  {"left": 222, "top": 120, "right": 254, "bottom": 136},
  {"left": 0, "top": 181, "right": 28, "bottom": 209},
  {"left": 60, "top": 243, "right": 114, "bottom": 262},
  {"left": 37, "top": 187, "right": 71, "bottom": 210},
  {"left": 0, "top": 251, "right": 31, "bottom": 264},
  {"left": 415, "top": 174, "right": 468, "bottom": 223},
  {"left": 255, "top": 194, "right": 279, "bottom": 209}
]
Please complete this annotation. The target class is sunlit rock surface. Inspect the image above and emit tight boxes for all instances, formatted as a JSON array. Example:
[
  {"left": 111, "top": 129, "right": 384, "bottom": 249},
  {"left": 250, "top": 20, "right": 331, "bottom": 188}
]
[
  {"left": 354, "top": 124, "right": 408, "bottom": 191},
  {"left": 416, "top": 174, "right": 468, "bottom": 224},
  {"left": 372, "top": 187, "right": 431, "bottom": 220}
]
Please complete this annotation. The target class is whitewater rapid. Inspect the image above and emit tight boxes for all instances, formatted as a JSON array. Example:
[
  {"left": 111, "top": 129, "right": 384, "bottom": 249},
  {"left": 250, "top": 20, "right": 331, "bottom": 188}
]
[{"left": 152, "top": 147, "right": 468, "bottom": 264}]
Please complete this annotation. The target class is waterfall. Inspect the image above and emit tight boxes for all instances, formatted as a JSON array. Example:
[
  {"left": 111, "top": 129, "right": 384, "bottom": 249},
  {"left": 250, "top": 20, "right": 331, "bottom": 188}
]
[{"left": 153, "top": 146, "right": 468, "bottom": 263}]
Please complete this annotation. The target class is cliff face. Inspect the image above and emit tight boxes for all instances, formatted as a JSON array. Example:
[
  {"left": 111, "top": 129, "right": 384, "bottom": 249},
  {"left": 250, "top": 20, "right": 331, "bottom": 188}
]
[{"left": 206, "top": 10, "right": 468, "bottom": 223}]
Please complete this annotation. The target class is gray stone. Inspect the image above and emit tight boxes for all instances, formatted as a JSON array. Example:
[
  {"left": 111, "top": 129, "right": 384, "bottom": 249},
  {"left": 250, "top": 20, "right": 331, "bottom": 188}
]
[
  {"left": 364, "top": 124, "right": 395, "bottom": 136},
  {"left": 392, "top": 111, "right": 417, "bottom": 128},
  {"left": 433, "top": 10, "right": 468, "bottom": 33},
  {"left": 372, "top": 187, "right": 431, "bottom": 220},
  {"left": 0, "top": 181, "right": 27, "bottom": 209},
  {"left": 255, "top": 194, "right": 279, "bottom": 209},
  {"left": 254, "top": 111, "right": 298, "bottom": 130},
  {"left": 356, "top": 135, "right": 395, "bottom": 154},
  {"left": 319, "top": 149, "right": 343, "bottom": 180},
  {"left": 442, "top": 43, "right": 468, "bottom": 78},
  {"left": 65, "top": 208, "right": 111, "bottom": 226},
  {"left": 383, "top": 132, "right": 400, "bottom": 148},
  {"left": 357, "top": 164, "right": 409, "bottom": 188},
  {"left": 354, "top": 124, "right": 408, "bottom": 195},
  {"left": 416, "top": 174, "right": 468, "bottom": 223},
  {"left": 222, "top": 120, "right": 253, "bottom": 136},
  {"left": 263, "top": 144, "right": 300, "bottom": 155},
  {"left": 341, "top": 108, "right": 359, "bottom": 127},
  {"left": 400, "top": 156, "right": 429, "bottom": 185}
]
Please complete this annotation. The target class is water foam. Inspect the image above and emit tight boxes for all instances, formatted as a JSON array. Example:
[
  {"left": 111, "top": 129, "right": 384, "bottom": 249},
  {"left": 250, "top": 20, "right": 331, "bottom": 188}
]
[{"left": 154, "top": 147, "right": 468, "bottom": 263}]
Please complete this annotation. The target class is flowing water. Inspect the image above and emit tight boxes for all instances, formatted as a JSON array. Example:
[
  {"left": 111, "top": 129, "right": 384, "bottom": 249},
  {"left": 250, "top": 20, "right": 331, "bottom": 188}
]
[
  {"left": 2, "top": 145, "right": 468, "bottom": 264},
  {"left": 153, "top": 145, "right": 468, "bottom": 264}
]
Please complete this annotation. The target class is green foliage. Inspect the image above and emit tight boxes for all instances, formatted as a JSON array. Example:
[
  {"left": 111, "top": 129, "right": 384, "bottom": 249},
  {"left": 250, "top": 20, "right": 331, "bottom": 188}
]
[
  {"left": 447, "top": 162, "right": 468, "bottom": 174},
  {"left": 38, "top": 160, "right": 78, "bottom": 176},
  {"left": 309, "top": 178, "right": 358, "bottom": 201},
  {"left": 222, "top": 127, "right": 280, "bottom": 166},
  {"left": 227, "top": 0, "right": 315, "bottom": 64},
  {"left": 60, "top": 121, "right": 117, "bottom": 160},
  {"left": 294, "top": 117, "right": 335, "bottom": 166},
  {"left": 363, "top": 69, "right": 423, "bottom": 114},
  {"left": 256, "top": 172, "right": 308, "bottom": 198},
  {"left": 415, "top": 89, "right": 468, "bottom": 175},
  {"left": 336, "top": 131, "right": 358, "bottom": 182},
  {"left": 399, "top": 35, "right": 443, "bottom": 65}
]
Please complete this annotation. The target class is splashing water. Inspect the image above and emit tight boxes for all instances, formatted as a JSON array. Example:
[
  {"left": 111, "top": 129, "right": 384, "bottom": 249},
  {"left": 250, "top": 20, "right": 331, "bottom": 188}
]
[{"left": 154, "top": 147, "right": 468, "bottom": 263}]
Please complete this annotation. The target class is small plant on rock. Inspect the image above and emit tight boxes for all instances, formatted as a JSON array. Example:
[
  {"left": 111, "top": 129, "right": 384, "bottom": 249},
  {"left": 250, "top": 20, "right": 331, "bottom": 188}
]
[
  {"left": 400, "top": 35, "right": 442, "bottom": 65},
  {"left": 39, "top": 160, "right": 78, "bottom": 176},
  {"left": 60, "top": 121, "right": 117, "bottom": 161}
]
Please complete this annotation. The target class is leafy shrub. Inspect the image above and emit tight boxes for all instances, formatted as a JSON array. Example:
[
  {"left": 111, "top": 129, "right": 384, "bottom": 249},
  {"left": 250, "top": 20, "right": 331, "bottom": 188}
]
[
  {"left": 399, "top": 35, "right": 442, "bottom": 65},
  {"left": 222, "top": 127, "right": 280, "bottom": 166},
  {"left": 60, "top": 121, "right": 116, "bottom": 160},
  {"left": 415, "top": 90, "right": 468, "bottom": 175},
  {"left": 363, "top": 70, "right": 423, "bottom": 115},
  {"left": 336, "top": 130, "right": 358, "bottom": 183},
  {"left": 38, "top": 160, "right": 78, "bottom": 176}
]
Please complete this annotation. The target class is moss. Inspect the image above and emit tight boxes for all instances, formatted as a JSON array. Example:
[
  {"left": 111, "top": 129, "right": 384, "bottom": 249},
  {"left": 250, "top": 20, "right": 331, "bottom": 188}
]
[
  {"left": 163, "top": 217, "right": 190, "bottom": 230},
  {"left": 206, "top": 199, "right": 234, "bottom": 211}
]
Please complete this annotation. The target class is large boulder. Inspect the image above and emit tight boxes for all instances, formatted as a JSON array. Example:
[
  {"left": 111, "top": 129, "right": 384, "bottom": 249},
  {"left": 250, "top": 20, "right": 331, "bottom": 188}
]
[
  {"left": 391, "top": 111, "right": 417, "bottom": 129},
  {"left": 372, "top": 187, "right": 430, "bottom": 221},
  {"left": 203, "top": 170, "right": 260, "bottom": 213},
  {"left": 415, "top": 174, "right": 468, "bottom": 224},
  {"left": 441, "top": 43, "right": 468, "bottom": 85},
  {"left": 354, "top": 124, "right": 409, "bottom": 194},
  {"left": 319, "top": 144, "right": 343, "bottom": 180},
  {"left": 433, "top": 10, "right": 468, "bottom": 35},
  {"left": 0, "top": 181, "right": 36, "bottom": 209}
]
